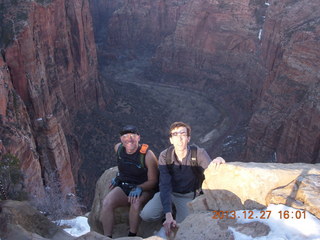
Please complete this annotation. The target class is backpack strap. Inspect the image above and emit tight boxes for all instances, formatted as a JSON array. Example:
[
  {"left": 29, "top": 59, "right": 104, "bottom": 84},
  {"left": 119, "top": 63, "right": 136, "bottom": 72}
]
[
  {"left": 190, "top": 145, "right": 197, "bottom": 166},
  {"left": 189, "top": 145, "right": 205, "bottom": 198},
  {"left": 139, "top": 144, "right": 149, "bottom": 168},
  {"left": 165, "top": 146, "right": 175, "bottom": 175},
  {"left": 117, "top": 143, "right": 124, "bottom": 162}
]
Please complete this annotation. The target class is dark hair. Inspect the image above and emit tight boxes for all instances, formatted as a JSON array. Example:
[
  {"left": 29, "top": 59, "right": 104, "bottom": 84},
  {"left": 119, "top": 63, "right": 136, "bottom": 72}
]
[
  {"left": 169, "top": 122, "right": 191, "bottom": 137},
  {"left": 120, "top": 125, "right": 139, "bottom": 136}
]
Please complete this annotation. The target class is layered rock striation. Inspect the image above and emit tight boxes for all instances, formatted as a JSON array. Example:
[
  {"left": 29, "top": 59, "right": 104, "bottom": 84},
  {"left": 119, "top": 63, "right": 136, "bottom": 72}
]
[
  {"left": 245, "top": 0, "right": 320, "bottom": 163},
  {"left": 0, "top": 0, "right": 104, "bottom": 201}
]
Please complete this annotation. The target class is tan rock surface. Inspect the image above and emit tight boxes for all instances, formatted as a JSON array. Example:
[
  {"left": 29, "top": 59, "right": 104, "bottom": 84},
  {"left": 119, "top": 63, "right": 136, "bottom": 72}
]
[
  {"left": 189, "top": 162, "right": 320, "bottom": 213},
  {"left": 266, "top": 174, "right": 320, "bottom": 218},
  {"left": 175, "top": 211, "right": 270, "bottom": 240}
]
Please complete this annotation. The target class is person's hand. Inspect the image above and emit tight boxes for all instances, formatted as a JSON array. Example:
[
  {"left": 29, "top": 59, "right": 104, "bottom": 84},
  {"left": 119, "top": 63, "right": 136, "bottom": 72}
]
[
  {"left": 212, "top": 157, "right": 226, "bottom": 169},
  {"left": 109, "top": 176, "right": 121, "bottom": 189},
  {"left": 163, "top": 213, "right": 177, "bottom": 236},
  {"left": 128, "top": 186, "right": 142, "bottom": 204}
]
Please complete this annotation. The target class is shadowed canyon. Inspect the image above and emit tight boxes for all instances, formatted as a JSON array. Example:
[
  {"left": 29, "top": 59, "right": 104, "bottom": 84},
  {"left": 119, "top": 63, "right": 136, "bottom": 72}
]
[{"left": 0, "top": 0, "right": 320, "bottom": 213}]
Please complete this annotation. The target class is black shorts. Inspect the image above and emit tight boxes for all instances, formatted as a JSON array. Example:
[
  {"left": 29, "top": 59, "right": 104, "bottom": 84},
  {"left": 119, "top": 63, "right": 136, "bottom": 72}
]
[{"left": 119, "top": 182, "right": 136, "bottom": 196}]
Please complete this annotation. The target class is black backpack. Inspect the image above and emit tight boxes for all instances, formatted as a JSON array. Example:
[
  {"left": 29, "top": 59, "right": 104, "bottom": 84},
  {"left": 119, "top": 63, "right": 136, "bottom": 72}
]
[{"left": 165, "top": 144, "right": 205, "bottom": 198}]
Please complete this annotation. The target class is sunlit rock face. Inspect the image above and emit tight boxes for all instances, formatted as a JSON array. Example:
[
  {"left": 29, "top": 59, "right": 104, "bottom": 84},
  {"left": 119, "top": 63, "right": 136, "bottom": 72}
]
[
  {"left": 245, "top": 0, "right": 320, "bottom": 163},
  {"left": 189, "top": 161, "right": 320, "bottom": 219},
  {"left": 0, "top": 0, "right": 104, "bottom": 199}
]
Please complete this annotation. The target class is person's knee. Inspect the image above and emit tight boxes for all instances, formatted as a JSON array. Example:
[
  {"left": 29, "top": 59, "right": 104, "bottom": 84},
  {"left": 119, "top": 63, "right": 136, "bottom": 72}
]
[
  {"left": 140, "top": 205, "right": 162, "bottom": 222},
  {"left": 101, "top": 194, "right": 118, "bottom": 212},
  {"left": 131, "top": 199, "right": 143, "bottom": 212},
  {"left": 140, "top": 208, "right": 152, "bottom": 221}
]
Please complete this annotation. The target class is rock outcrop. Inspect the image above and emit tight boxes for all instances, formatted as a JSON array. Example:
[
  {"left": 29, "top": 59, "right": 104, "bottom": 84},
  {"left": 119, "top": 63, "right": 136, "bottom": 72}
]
[
  {"left": 89, "top": 162, "right": 320, "bottom": 239},
  {"left": 0, "top": 0, "right": 104, "bottom": 201},
  {"left": 179, "top": 161, "right": 320, "bottom": 239},
  {"left": 1, "top": 161, "right": 319, "bottom": 239},
  {"left": 0, "top": 200, "right": 73, "bottom": 240},
  {"left": 189, "top": 162, "right": 320, "bottom": 218}
]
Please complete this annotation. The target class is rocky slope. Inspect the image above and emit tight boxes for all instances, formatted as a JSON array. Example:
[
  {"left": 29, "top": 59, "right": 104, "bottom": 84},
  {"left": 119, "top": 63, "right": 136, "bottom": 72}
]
[{"left": 0, "top": 0, "right": 104, "bottom": 203}]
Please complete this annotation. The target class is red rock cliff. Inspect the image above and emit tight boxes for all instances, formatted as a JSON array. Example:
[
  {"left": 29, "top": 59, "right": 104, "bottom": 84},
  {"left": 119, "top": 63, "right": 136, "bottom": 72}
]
[
  {"left": 0, "top": 0, "right": 104, "bottom": 199},
  {"left": 245, "top": 0, "right": 320, "bottom": 163}
]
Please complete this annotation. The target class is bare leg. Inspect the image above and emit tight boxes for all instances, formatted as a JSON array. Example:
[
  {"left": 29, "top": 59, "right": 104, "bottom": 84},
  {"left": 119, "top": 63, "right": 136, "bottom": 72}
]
[
  {"left": 100, "top": 187, "right": 129, "bottom": 236},
  {"left": 128, "top": 191, "right": 154, "bottom": 234}
]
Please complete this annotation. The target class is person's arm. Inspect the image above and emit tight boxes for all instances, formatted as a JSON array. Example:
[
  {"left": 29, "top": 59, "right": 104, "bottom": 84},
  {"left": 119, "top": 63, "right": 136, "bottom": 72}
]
[
  {"left": 137, "top": 150, "right": 158, "bottom": 191},
  {"left": 163, "top": 212, "right": 177, "bottom": 235},
  {"left": 158, "top": 149, "right": 176, "bottom": 235},
  {"left": 197, "top": 147, "right": 211, "bottom": 169},
  {"left": 159, "top": 149, "right": 173, "bottom": 214},
  {"left": 109, "top": 143, "right": 122, "bottom": 189}
]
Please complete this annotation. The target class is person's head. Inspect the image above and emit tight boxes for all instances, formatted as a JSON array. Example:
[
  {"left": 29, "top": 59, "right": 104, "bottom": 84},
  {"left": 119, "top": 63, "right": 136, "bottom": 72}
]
[
  {"left": 169, "top": 122, "right": 191, "bottom": 151},
  {"left": 119, "top": 125, "right": 140, "bottom": 154}
]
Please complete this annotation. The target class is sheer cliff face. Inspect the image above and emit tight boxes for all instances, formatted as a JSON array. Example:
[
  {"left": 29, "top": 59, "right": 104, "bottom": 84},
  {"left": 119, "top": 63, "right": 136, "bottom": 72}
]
[
  {"left": 0, "top": 0, "right": 104, "bottom": 198},
  {"left": 92, "top": 0, "right": 320, "bottom": 163},
  {"left": 245, "top": 0, "right": 320, "bottom": 163}
]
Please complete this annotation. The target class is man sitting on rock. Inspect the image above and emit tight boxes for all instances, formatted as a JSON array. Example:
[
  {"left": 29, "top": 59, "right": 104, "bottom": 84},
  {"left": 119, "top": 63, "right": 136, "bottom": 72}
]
[
  {"left": 100, "top": 125, "right": 158, "bottom": 238},
  {"left": 140, "top": 121, "right": 225, "bottom": 236}
]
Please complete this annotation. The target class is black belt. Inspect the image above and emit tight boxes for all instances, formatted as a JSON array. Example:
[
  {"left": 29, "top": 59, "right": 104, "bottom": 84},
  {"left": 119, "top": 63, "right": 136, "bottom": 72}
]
[{"left": 174, "top": 190, "right": 193, "bottom": 194}]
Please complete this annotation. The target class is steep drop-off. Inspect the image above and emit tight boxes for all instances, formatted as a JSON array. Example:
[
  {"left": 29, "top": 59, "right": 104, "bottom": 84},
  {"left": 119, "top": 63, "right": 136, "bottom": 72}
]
[
  {"left": 91, "top": 0, "right": 320, "bottom": 164},
  {"left": 245, "top": 0, "right": 320, "bottom": 163},
  {"left": 0, "top": 0, "right": 105, "bottom": 204}
]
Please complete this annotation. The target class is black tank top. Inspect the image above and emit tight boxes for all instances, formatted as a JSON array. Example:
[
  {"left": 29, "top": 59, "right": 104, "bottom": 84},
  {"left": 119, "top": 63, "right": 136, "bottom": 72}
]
[{"left": 117, "top": 145, "right": 148, "bottom": 185}]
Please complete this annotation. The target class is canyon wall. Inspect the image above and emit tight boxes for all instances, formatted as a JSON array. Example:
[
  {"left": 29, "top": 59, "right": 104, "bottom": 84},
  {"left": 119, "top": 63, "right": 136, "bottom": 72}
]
[
  {"left": 0, "top": 0, "right": 104, "bottom": 200},
  {"left": 90, "top": 0, "right": 188, "bottom": 48},
  {"left": 245, "top": 0, "right": 320, "bottom": 163}
]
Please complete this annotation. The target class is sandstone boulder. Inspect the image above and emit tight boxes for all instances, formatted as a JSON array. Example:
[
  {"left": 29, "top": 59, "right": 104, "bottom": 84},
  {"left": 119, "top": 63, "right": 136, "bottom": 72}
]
[
  {"left": 175, "top": 212, "right": 270, "bottom": 240},
  {"left": 88, "top": 167, "right": 162, "bottom": 238},
  {"left": 266, "top": 174, "right": 320, "bottom": 218},
  {"left": 0, "top": 200, "right": 73, "bottom": 240},
  {"left": 189, "top": 161, "right": 320, "bottom": 218},
  {"left": 75, "top": 231, "right": 111, "bottom": 239}
]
